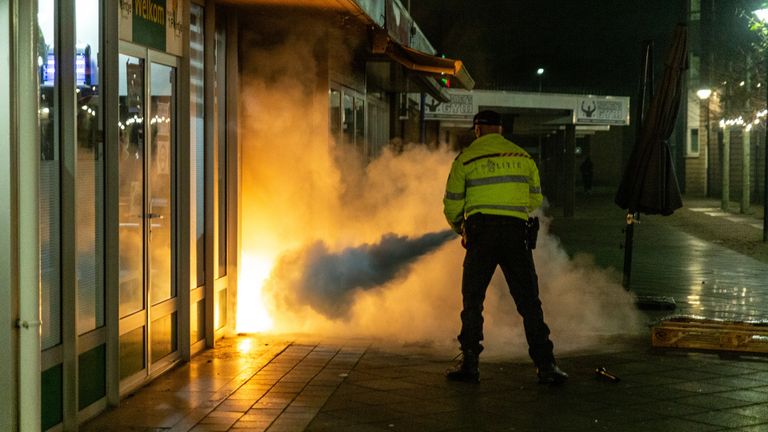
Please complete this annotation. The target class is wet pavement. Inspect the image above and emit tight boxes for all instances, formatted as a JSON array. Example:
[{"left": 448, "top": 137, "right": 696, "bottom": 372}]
[
  {"left": 83, "top": 192, "right": 768, "bottom": 431},
  {"left": 551, "top": 192, "right": 768, "bottom": 322}
]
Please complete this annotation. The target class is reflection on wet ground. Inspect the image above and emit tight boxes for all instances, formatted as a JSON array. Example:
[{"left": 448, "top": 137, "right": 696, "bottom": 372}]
[
  {"left": 632, "top": 225, "right": 768, "bottom": 321},
  {"left": 550, "top": 196, "right": 768, "bottom": 323}
]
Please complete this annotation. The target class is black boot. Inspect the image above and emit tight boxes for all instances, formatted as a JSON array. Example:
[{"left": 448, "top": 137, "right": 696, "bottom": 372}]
[
  {"left": 446, "top": 350, "right": 480, "bottom": 383},
  {"left": 537, "top": 362, "right": 568, "bottom": 384}
]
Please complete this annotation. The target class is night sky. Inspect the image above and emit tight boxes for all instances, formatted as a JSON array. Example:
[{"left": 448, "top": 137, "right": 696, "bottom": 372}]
[{"left": 410, "top": 0, "right": 687, "bottom": 96}]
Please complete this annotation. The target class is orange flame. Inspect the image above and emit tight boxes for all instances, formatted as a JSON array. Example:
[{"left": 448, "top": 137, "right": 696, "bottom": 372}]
[{"left": 236, "top": 252, "right": 275, "bottom": 332}]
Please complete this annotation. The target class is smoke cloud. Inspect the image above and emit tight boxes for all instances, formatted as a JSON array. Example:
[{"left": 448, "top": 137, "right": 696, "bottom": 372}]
[
  {"left": 267, "top": 230, "right": 455, "bottom": 319},
  {"left": 237, "top": 13, "right": 644, "bottom": 359}
]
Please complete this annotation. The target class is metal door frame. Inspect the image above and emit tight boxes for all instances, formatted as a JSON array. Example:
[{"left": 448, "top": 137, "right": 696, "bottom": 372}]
[{"left": 118, "top": 42, "right": 181, "bottom": 395}]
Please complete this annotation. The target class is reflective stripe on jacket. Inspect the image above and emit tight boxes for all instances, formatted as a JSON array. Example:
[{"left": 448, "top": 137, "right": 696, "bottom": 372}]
[{"left": 443, "top": 133, "right": 543, "bottom": 233}]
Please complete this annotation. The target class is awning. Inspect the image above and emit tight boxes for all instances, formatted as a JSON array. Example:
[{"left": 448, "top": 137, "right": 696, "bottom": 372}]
[
  {"left": 413, "top": 75, "right": 451, "bottom": 103},
  {"left": 371, "top": 30, "right": 475, "bottom": 92},
  {"left": 365, "top": 61, "right": 450, "bottom": 103}
]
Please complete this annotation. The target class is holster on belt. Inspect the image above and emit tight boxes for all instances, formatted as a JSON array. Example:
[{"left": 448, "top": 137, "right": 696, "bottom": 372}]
[{"left": 526, "top": 217, "right": 540, "bottom": 249}]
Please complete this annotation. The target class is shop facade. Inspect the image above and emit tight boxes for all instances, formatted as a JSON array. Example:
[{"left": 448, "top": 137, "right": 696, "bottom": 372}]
[
  {"left": 0, "top": 0, "right": 470, "bottom": 430},
  {"left": 1, "top": 1, "right": 241, "bottom": 430}
]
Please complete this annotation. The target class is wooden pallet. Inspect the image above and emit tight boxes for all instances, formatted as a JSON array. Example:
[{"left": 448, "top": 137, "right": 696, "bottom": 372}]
[{"left": 651, "top": 316, "right": 768, "bottom": 354}]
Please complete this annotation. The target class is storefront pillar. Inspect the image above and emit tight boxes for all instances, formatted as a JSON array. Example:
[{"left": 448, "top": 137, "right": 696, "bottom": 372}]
[
  {"left": 0, "top": 0, "right": 19, "bottom": 429},
  {"left": 14, "top": 0, "right": 42, "bottom": 429}
]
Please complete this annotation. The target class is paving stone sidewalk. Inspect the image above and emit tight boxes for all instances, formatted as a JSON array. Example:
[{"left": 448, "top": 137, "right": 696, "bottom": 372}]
[{"left": 84, "top": 192, "right": 768, "bottom": 431}]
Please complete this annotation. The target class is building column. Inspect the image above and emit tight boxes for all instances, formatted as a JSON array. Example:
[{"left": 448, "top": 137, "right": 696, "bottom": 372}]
[
  {"left": 702, "top": 98, "right": 710, "bottom": 196},
  {"left": 59, "top": 0, "right": 79, "bottom": 427},
  {"left": 0, "top": 0, "right": 19, "bottom": 429},
  {"left": 722, "top": 126, "right": 730, "bottom": 211},
  {"left": 103, "top": 0, "right": 121, "bottom": 407},
  {"left": 564, "top": 124, "right": 576, "bottom": 217},
  {"left": 226, "top": 12, "right": 240, "bottom": 336},
  {"left": 553, "top": 129, "right": 565, "bottom": 206},
  {"left": 742, "top": 128, "right": 751, "bottom": 214},
  {"left": 15, "top": 0, "right": 42, "bottom": 430},
  {"left": 204, "top": 3, "right": 217, "bottom": 348}
]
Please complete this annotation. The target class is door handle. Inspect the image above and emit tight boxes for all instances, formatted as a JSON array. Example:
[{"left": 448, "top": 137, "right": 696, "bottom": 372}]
[{"left": 146, "top": 213, "right": 164, "bottom": 219}]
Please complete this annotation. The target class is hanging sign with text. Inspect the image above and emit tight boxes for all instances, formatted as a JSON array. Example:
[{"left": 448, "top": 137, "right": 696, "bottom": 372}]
[
  {"left": 424, "top": 93, "right": 475, "bottom": 121},
  {"left": 575, "top": 96, "right": 629, "bottom": 125},
  {"left": 133, "top": 0, "right": 166, "bottom": 51},
  {"left": 120, "top": 0, "right": 183, "bottom": 56}
]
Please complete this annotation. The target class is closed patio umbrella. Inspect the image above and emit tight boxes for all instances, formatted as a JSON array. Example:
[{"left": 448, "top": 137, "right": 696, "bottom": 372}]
[
  {"left": 615, "top": 24, "right": 687, "bottom": 292},
  {"left": 616, "top": 24, "right": 687, "bottom": 215}
]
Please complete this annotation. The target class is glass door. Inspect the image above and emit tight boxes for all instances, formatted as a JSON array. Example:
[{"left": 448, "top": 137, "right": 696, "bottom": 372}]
[
  {"left": 147, "top": 58, "right": 177, "bottom": 370},
  {"left": 117, "top": 52, "right": 147, "bottom": 386},
  {"left": 117, "top": 46, "right": 178, "bottom": 391}
]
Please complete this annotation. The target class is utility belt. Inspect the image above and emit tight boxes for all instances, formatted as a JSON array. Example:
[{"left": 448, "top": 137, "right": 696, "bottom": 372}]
[
  {"left": 465, "top": 213, "right": 540, "bottom": 249},
  {"left": 466, "top": 213, "right": 526, "bottom": 226}
]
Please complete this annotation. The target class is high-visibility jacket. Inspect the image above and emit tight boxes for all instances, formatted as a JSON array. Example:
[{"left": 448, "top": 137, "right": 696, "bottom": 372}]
[{"left": 443, "top": 133, "right": 543, "bottom": 233}]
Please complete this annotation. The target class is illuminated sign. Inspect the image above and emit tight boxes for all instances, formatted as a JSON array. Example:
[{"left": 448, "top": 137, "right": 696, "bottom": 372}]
[
  {"left": 43, "top": 53, "right": 55, "bottom": 86},
  {"left": 119, "top": 0, "right": 183, "bottom": 56},
  {"left": 41, "top": 46, "right": 92, "bottom": 87},
  {"left": 575, "top": 97, "right": 629, "bottom": 125},
  {"left": 132, "top": 0, "right": 166, "bottom": 51},
  {"left": 424, "top": 93, "right": 475, "bottom": 120},
  {"left": 76, "top": 53, "right": 87, "bottom": 84}
]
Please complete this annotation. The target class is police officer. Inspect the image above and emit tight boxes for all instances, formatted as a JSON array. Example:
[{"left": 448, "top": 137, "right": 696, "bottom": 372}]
[{"left": 443, "top": 110, "right": 567, "bottom": 384}]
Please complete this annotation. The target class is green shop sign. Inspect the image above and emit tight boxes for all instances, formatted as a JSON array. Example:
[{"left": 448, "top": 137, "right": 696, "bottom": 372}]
[{"left": 133, "top": 0, "right": 166, "bottom": 51}]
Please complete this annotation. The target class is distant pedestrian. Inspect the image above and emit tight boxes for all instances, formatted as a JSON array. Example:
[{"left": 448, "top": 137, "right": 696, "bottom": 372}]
[
  {"left": 580, "top": 156, "right": 594, "bottom": 194},
  {"left": 442, "top": 110, "right": 568, "bottom": 384}
]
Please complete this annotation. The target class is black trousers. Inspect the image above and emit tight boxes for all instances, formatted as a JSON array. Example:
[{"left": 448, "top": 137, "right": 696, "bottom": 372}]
[{"left": 458, "top": 213, "right": 555, "bottom": 366}]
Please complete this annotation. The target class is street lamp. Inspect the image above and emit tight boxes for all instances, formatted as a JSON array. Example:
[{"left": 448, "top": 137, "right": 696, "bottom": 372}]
[
  {"left": 536, "top": 67, "right": 544, "bottom": 92},
  {"left": 753, "top": 8, "right": 768, "bottom": 241},
  {"left": 696, "top": 88, "right": 712, "bottom": 100}
]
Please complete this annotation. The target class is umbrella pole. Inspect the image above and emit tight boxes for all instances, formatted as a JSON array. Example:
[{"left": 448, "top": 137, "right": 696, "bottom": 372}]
[
  {"left": 622, "top": 42, "right": 652, "bottom": 291},
  {"left": 622, "top": 212, "right": 637, "bottom": 290}
]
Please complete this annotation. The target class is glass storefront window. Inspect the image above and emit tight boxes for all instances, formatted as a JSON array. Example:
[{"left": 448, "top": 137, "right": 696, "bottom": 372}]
[
  {"left": 366, "top": 94, "right": 389, "bottom": 159},
  {"left": 150, "top": 312, "right": 177, "bottom": 363},
  {"left": 190, "top": 299, "right": 205, "bottom": 343},
  {"left": 38, "top": 0, "right": 61, "bottom": 351},
  {"left": 190, "top": 4, "right": 205, "bottom": 289},
  {"left": 342, "top": 93, "right": 353, "bottom": 146},
  {"left": 149, "top": 61, "right": 176, "bottom": 305},
  {"left": 215, "top": 288, "right": 226, "bottom": 330},
  {"left": 76, "top": 0, "right": 104, "bottom": 335},
  {"left": 354, "top": 96, "right": 365, "bottom": 157},
  {"left": 689, "top": 128, "right": 700, "bottom": 156},
  {"left": 215, "top": 23, "right": 227, "bottom": 278},
  {"left": 329, "top": 88, "right": 341, "bottom": 143},
  {"left": 119, "top": 327, "right": 144, "bottom": 380},
  {"left": 118, "top": 54, "right": 146, "bottom": 318}
]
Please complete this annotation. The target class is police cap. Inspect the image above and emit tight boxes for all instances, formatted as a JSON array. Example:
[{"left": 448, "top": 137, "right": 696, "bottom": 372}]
[{"left": 473, "top": 110, "right": 502, "bottom": 126}]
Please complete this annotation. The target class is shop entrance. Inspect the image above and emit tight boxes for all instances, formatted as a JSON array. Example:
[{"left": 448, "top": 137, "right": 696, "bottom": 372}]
[{"left": 117, "top": 45, "right": 179, "bottom": 392}]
